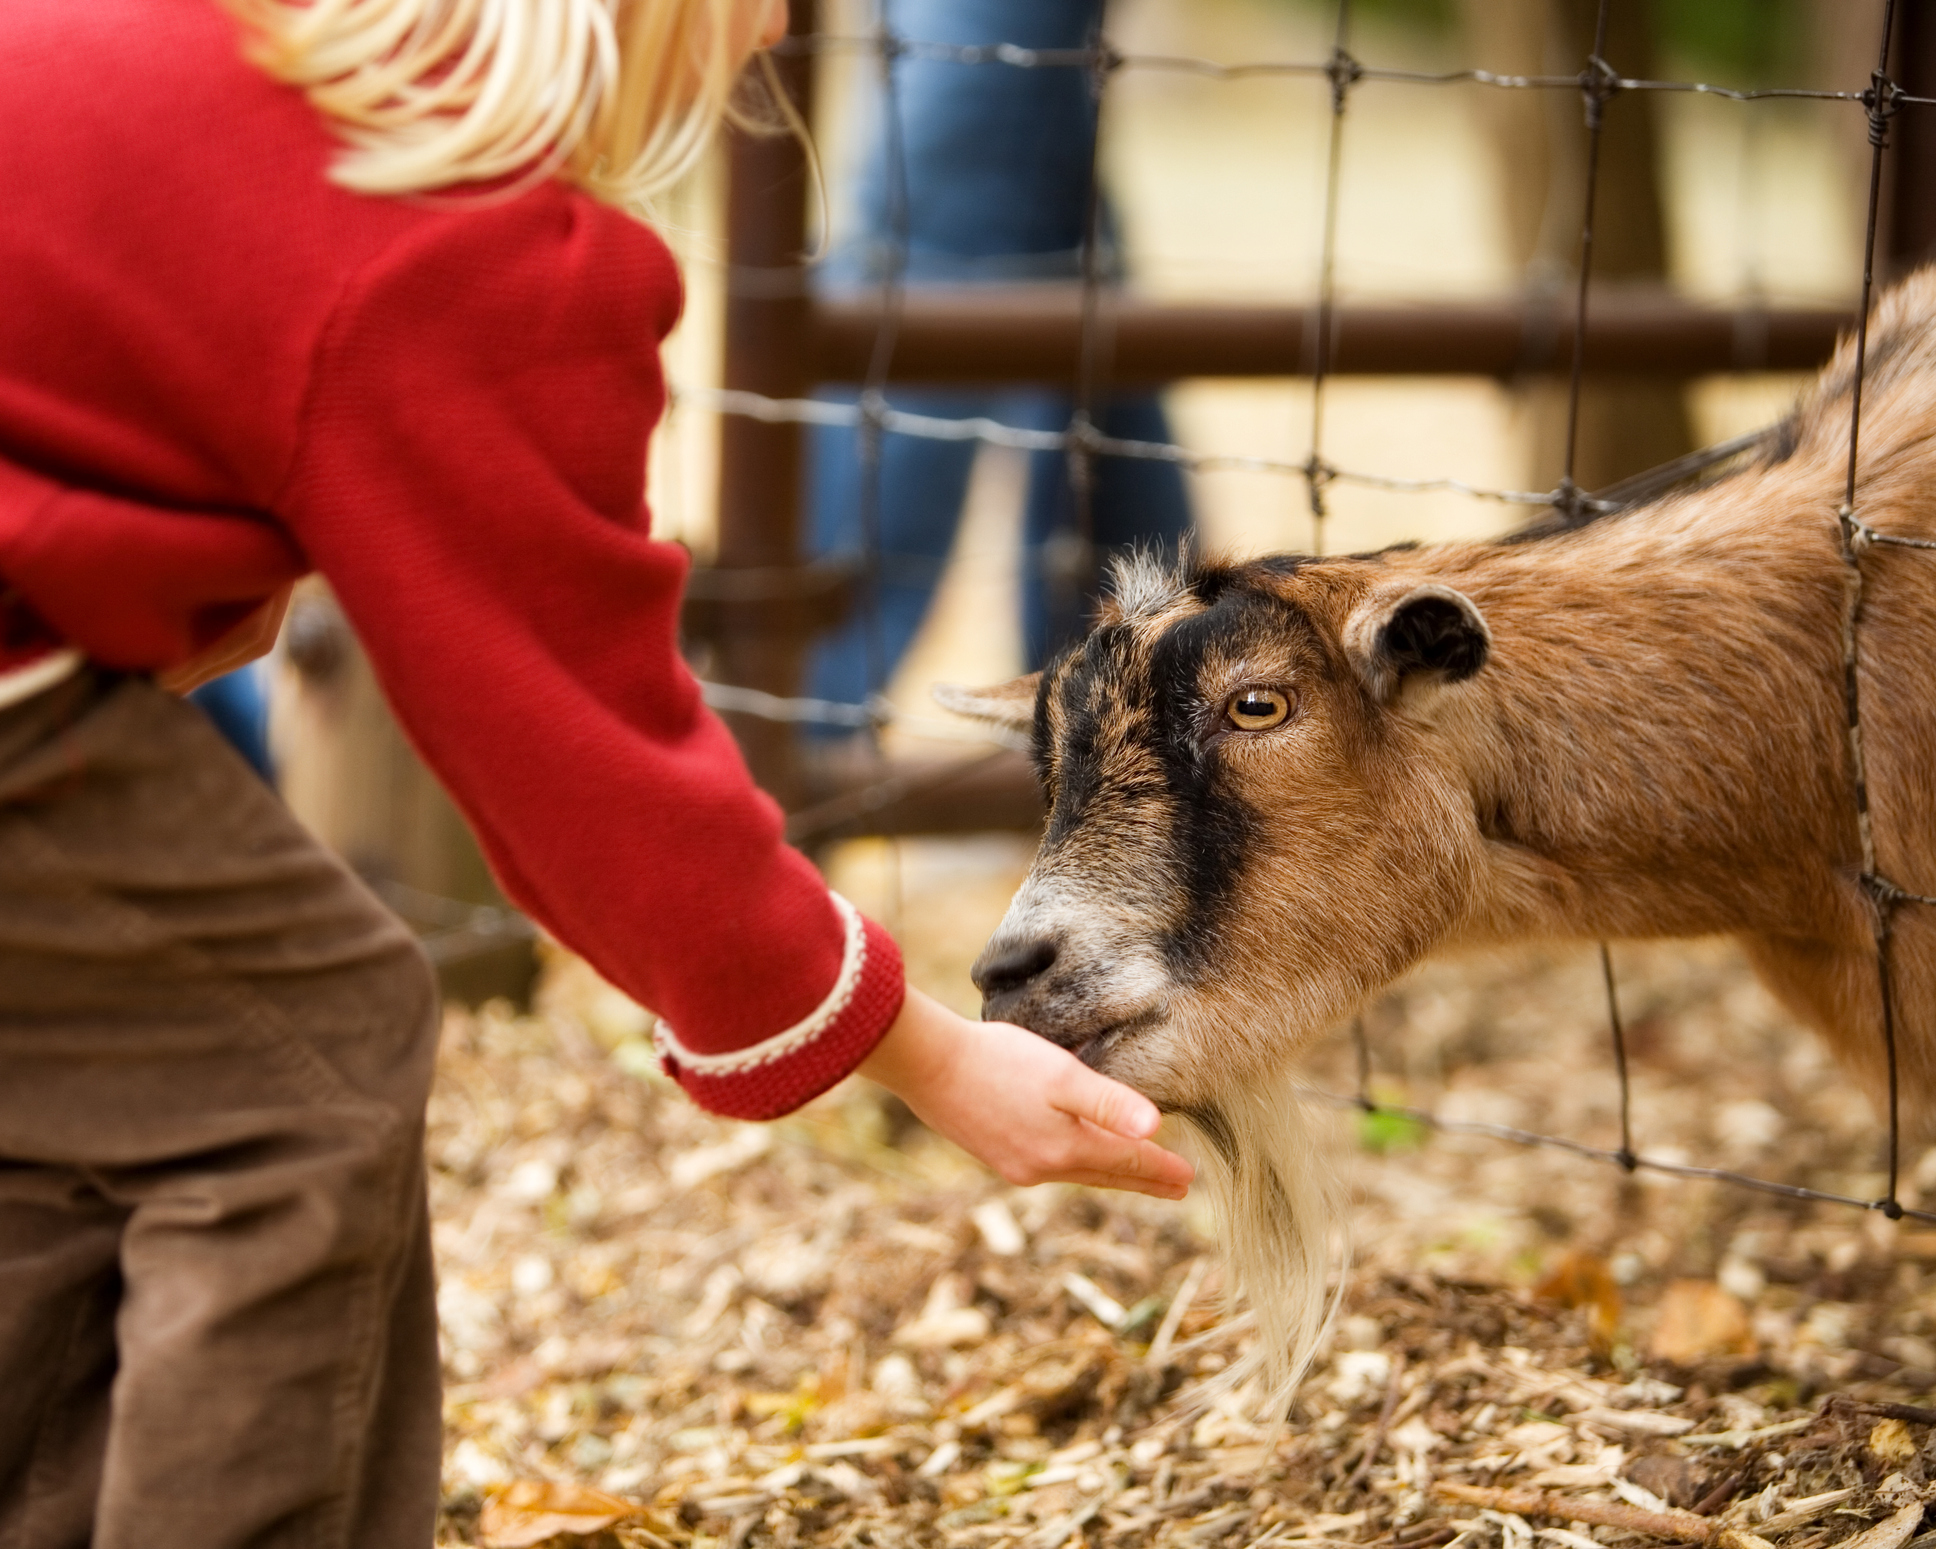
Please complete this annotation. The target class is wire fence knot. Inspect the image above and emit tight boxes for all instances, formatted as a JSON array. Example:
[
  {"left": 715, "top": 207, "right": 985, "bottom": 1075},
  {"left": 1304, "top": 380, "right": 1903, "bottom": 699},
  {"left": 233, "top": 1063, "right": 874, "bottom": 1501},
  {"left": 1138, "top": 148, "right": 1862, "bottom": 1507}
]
[
  {"left": 1866, "top": 872, "right": 1936, "bottom": 914},
  {"left": 1086, "top": 35, "right": 1124, "bottom": 98},
  {"left": 1864, "top": 69, "right": 1904, "bottom": 148},
  {"left": 1579, "top": 52, "right": 1620, "bottom": 131},
  {"left": 1550, "top": 476, "right": 1593, "bottom": 525},
  {"left": 1326, "top": 46, "right": 1364, "bottom": 112},
  {"left": 855, "top": 388, "right": 892, "bottom": 467},
  {"left": 1846, "top": 508, "right": 1880, "bottom": 556},
  {"left": 1064, "top": 413, "right": 1107, "bottom": 458}
]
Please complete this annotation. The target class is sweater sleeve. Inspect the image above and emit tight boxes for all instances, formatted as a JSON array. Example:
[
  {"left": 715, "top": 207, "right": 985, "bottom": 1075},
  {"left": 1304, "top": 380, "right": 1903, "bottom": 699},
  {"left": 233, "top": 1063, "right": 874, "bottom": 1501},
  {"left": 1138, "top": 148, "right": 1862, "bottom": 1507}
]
[
  {"left": 0, "top": 455, "right": 304, "bottom": 668},
  {"left": 277, "top": 191, "right": 903, "bottom": 1121}
]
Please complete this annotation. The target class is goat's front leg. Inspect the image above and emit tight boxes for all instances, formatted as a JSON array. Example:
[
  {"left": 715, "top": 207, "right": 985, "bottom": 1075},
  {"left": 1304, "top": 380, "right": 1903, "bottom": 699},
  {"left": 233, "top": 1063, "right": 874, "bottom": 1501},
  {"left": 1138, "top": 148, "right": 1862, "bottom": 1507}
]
[{"left": 1737, "top": 925, "right": 1926, "bottom": 1130}]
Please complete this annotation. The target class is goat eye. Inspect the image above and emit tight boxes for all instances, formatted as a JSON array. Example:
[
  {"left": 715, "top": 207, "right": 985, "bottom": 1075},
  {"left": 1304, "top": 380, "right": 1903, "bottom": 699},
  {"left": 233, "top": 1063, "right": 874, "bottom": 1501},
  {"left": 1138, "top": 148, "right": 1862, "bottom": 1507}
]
[{"left": 1225, "top": 688, "right": 1291, "bottom": 731}]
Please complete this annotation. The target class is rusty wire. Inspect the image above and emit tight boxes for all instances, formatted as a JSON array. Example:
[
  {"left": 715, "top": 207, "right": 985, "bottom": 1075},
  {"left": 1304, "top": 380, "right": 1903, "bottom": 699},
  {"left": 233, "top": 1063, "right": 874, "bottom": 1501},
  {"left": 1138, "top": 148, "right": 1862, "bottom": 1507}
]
[
  {"left": 1837, "top": 0, "right": 1909, "bottom": 1217},
  {"left": 680, "top": 385, "right": 1586, "bottom": 508},
  {"left": 684, "top": 4, "right": 1936, "bottom": 1230},
  {"left": 1552, "top": 0, "right": 1649, "bottom": 1195},
  {"left": 1303, "top": 0, "right": 1355, "bottom": 556},
  {"left": 773, "top": 31, "right": 1936, "bottom": 104}
]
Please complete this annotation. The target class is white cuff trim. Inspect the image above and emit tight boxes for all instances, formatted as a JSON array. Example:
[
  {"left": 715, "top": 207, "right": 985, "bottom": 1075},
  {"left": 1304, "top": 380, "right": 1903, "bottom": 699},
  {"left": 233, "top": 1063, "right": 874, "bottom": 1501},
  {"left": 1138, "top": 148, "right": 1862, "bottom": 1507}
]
[
  {"left": 0, "top": 648, "right": 83, "bottom": 713},
  {"left": 654, "top": 892, "right": 868, "bottom": 1076}
]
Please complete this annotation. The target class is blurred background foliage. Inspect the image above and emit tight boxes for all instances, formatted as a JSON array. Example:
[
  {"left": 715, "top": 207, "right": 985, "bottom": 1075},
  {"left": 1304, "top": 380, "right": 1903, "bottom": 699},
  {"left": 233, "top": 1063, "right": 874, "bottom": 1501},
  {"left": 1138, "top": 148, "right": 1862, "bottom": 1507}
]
[{"left": 1272, "top": 0, "right": 1812, "bottom": 84}]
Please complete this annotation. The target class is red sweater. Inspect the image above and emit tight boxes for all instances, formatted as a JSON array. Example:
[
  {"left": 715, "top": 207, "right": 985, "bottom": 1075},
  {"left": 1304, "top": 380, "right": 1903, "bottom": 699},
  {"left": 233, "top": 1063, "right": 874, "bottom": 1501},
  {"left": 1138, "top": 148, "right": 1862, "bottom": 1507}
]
[{"left": 0, "top": 0, "right": 904, "bottom": 1119}]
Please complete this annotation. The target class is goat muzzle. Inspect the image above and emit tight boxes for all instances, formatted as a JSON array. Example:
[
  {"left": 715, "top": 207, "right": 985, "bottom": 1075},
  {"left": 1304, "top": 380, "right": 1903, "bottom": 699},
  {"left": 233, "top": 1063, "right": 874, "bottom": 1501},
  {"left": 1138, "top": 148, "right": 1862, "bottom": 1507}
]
[{"left": 971, "top": 932, "right": 1061, "bottom": 1026}]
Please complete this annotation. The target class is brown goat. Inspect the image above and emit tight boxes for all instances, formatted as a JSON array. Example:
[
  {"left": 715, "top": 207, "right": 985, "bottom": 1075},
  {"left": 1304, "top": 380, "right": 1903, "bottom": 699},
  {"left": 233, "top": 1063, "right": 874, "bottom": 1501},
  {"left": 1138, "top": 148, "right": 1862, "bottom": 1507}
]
[{"left": 939, "top": 268, "right": 1936, "bottom": 1400}]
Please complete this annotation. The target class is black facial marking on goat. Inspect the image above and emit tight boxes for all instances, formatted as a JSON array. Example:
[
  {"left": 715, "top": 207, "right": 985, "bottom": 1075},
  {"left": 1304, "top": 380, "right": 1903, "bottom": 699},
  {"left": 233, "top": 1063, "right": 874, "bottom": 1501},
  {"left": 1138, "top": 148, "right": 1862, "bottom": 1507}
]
[
  {"left": 1027, "top": 570, "right": 1347, "bottom": 994},
  {"left": 1146, "top": 589, "right": 1301, "bottom": 976},
  {"left": 1188, "top": 560, "right": 1271, "bottom": 606},
  {"left": 1040, "top": 623, "right": 1154, "bottom": 844},
  {"left": 1029, "top": 649, "right": 1069, "bottom": 787}
]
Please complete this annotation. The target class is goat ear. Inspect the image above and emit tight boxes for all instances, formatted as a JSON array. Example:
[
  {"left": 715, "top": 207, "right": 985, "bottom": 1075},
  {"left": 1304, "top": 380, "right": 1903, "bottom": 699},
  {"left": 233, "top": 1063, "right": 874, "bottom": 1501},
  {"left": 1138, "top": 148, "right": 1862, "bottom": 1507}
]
[
  {"left": 933, "top": 673, "right": 1041, "bottom": 730},
  {"left": 1343, "top": 583, "right": 1491, "bottom": 705}
]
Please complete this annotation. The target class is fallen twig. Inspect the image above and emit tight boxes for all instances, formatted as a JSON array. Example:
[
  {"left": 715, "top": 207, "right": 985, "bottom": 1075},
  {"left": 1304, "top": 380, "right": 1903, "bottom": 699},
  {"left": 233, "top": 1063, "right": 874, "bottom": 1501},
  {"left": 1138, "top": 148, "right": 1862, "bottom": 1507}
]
[
  {"left": 1343, "top": 1354, "right": 1408, "bottom": 1494},
  {"left": 1678, "top": 1417, "right": 1815, "bottom": 1450},
  {"left": 1838, "top": 1501, "right": 1928, "bottom": 1549},
  {"left": 1749, "top": 1487, "right": 1858, "bottom": 1536},
  {"left": 1432, "top": 1482, "right": 1775, "bottom": 1549},
  {"left": 1022, "top": 1483, "right": 1119, "bottom": 1549},
  {"left": 1835, "top": 1398, "right": 1936, "bottom": 1428},
  {"left": 1147, "top": 1258, "right": 1209, "bottom": 1371},
  {"left": 1689, "top": 1455, "right": 1760, "bottom": 1517}
]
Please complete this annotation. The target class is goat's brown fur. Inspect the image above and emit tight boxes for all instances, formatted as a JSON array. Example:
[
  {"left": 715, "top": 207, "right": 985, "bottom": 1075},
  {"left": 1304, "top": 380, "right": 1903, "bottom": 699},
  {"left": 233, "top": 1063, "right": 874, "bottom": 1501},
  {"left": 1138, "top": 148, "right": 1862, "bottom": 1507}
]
[{"left": 944, "top": 268, "right": 1936, "bottom": 1401}]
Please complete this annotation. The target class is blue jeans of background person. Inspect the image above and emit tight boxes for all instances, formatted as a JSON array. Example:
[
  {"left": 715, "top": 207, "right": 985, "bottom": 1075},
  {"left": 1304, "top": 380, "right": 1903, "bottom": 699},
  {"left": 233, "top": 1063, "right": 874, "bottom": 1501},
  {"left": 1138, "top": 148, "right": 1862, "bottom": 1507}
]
[
  {"left": 805, "top": 0, "right": 1192, "bottom": 711},
  {"left": 187, "top": 662, "right": 274, "bottom": 781}
]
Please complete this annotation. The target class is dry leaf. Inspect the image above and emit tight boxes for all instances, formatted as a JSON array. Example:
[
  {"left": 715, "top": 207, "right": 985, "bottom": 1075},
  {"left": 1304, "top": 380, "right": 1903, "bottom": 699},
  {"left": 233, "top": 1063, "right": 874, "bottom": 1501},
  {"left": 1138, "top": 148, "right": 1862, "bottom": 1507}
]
[
  {"left": 1624, "top": 1454, "right": 1706, "bottom": 1509},
  {"left": 892, "top": 1305, "right": 991, "bottom": 1347},
  {"left": 478, "top": 1479, "right": 640, "bottom": 1548},
  {"left": 1062, "top": 1271, "right": 1127, "bottom": 1329},
  {"left": 893, "top": 1272, "right": 992, "bottom": 1348},
  {"left": 1648, "top": 1279, "right": 1754, "bottom": 1366},
  {"left": 1535, "top": 1251, "right": 1622, "bottom": 1355},
  {"left": 668, "top": 1128, "right": 771, "bottom": 1191},
  {"left": 971, "top": 1199, "right": 1026, "bottom": 1255},
  {"left": 1869, "top": 1418, "right": 1919, "bottom": 1466}
]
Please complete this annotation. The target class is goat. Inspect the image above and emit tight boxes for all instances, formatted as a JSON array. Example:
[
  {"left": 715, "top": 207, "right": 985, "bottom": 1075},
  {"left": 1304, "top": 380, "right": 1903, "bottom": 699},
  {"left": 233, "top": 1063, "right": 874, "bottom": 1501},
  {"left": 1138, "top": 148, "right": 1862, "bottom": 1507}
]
[{"left": 937, "top": 268, "right": 1936, "bottom": 1407}]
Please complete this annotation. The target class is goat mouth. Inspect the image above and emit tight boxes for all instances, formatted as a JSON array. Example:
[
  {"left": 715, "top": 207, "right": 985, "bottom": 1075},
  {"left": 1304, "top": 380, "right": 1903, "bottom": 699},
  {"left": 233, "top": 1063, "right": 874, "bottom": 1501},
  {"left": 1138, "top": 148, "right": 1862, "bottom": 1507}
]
[{"left": 1071, "top": 1003, "right": 1167, "bottom": 1068}]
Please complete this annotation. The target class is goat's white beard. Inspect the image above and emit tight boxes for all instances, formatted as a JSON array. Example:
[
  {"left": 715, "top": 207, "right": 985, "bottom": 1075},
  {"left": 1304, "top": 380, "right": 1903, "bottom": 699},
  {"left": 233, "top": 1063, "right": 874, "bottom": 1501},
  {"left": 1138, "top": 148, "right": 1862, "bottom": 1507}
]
[{"left": 1170, "top": 1073, "right": 1342, "bottom": 1421}]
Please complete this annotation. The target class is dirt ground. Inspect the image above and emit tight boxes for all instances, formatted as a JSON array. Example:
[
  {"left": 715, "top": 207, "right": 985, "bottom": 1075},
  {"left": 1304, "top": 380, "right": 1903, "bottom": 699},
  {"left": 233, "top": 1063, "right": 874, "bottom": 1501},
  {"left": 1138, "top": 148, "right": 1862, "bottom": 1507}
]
[{"left": 428, "top": 839, "right": 1936, "bottom": 1549}]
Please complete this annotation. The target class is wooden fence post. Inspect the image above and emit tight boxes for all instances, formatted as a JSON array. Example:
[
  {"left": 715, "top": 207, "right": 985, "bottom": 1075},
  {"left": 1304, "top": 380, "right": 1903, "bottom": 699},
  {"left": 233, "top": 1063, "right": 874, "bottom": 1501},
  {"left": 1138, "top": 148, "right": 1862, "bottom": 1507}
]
[{"left": 708, "top": 0, "right": 820, "bottom": 807}]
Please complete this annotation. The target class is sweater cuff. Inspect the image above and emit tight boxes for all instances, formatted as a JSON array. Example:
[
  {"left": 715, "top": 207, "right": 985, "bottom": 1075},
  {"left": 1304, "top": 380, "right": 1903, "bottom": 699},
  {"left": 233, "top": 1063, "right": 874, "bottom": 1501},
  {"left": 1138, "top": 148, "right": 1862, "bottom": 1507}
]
[{"left": 657, "top": 895, "right": 906, "bottom": 1121}]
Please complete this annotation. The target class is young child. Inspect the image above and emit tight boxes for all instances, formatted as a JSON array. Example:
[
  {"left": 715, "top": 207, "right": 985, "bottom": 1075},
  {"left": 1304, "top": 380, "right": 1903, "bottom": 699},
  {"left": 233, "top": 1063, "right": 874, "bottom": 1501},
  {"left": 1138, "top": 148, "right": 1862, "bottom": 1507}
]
[{"left": 0, "top": 2, "right": 1192, "bottom": 1544}]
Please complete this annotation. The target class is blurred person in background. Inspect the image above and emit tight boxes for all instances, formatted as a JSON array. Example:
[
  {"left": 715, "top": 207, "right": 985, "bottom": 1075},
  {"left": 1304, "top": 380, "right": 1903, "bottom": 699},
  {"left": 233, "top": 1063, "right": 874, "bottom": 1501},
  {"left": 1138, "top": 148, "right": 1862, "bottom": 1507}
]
[
  {"left": 187, "top": 662, "right": 274, "bottom": 780},
  {"left": 805, "top": 0, "right": 1192, "bottom": 726},
  {"left": 0, "top": 2, "right": 1191, "bottom": 1544}
]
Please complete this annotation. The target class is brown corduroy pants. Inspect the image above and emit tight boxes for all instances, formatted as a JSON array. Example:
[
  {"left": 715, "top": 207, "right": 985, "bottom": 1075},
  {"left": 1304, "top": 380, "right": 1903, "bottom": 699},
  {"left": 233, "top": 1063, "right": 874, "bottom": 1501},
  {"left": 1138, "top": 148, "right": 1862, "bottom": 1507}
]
[{"left": 0, "top": 670, "right": 444, "bottom": 1549}]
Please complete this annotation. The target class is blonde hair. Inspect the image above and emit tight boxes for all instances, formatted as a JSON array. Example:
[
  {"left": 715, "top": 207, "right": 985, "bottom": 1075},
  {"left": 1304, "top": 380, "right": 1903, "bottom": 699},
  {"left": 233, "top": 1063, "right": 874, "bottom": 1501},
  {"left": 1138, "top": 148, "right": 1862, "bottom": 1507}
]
[{"left": 217, "top": 0, "right": 779, "bottom": 210}]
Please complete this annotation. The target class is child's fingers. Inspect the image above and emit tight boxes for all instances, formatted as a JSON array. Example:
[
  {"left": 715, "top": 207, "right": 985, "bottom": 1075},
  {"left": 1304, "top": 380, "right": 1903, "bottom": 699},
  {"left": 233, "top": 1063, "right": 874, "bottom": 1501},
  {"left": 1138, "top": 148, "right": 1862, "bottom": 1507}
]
[
  {"left": 1046, "top": 1056, "right": 1163, "bottom": 1140},
  {"left": 1097, "top": 1130, "right": 1195, "bottom": 1190},
  {"left": 1051, "top": 1124, "right": 1194, "bottom": 1192},
  {"left": 1055, "top": 1170, "right": 1190, "bottom": 1201},
  {"left": 989, "top": 1115, "right": 1192, "bottom": 1194}
]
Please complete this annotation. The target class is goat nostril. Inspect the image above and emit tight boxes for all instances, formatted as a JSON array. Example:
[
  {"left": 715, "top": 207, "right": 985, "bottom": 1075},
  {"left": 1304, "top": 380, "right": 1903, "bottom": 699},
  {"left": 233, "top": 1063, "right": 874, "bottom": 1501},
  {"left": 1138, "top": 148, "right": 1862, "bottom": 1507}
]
[{"left": 973, "top": 937, "right": 1059, "bottom": 997}]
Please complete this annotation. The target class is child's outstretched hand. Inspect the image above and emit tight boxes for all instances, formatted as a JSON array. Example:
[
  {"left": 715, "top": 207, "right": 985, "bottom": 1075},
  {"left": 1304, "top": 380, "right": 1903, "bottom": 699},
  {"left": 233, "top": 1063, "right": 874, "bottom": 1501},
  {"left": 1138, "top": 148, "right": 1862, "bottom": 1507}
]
[{"left": 858, "top": 987, "right": 1194, "bottom": 1200}]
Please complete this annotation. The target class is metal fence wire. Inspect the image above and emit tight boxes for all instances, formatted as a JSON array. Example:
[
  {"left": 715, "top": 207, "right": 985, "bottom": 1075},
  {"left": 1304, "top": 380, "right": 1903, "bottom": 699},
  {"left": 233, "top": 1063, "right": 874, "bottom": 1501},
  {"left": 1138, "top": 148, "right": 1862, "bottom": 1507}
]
[{"left": 668, "top": 0, "right": 1936, "bottom": 1229}]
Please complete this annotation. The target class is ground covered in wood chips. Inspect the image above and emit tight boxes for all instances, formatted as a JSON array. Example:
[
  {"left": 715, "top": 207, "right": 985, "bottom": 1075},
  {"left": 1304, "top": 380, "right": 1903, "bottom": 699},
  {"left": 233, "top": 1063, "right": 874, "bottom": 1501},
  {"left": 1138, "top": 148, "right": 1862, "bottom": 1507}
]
[{"left": 429, "top": 843, "right": 1936, "bottom": 1549}]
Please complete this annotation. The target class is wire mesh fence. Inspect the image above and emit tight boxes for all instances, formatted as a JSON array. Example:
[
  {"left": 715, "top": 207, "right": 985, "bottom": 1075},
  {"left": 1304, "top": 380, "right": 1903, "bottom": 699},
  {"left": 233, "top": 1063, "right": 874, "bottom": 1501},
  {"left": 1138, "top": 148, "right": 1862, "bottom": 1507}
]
[{"left": 671, "top": 0, "right": 1936, "bottom": 1230}]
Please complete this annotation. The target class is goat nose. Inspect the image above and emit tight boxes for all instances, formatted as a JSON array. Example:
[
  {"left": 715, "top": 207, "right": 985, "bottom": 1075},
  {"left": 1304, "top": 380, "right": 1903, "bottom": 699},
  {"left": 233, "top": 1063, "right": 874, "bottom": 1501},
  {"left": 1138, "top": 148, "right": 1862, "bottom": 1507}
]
[{"left": 972, "top": 935, "right": 1059, "bottom": 1000}]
